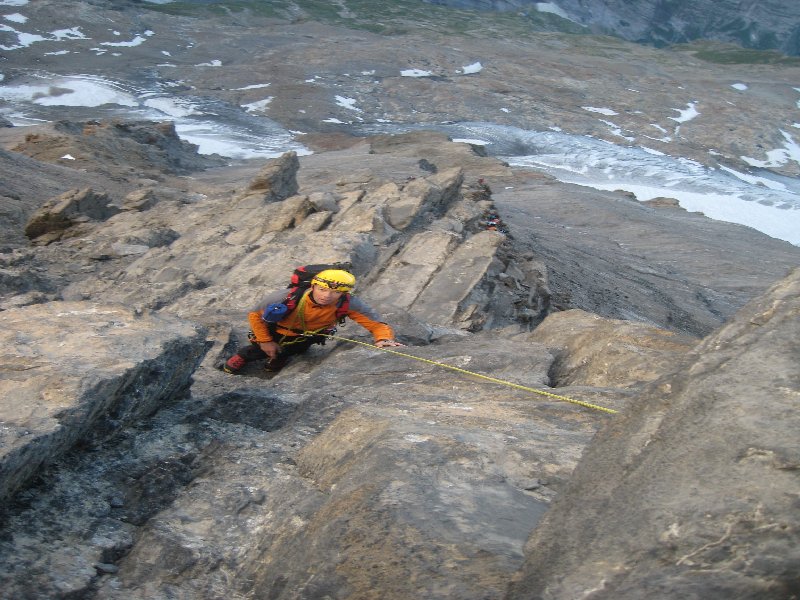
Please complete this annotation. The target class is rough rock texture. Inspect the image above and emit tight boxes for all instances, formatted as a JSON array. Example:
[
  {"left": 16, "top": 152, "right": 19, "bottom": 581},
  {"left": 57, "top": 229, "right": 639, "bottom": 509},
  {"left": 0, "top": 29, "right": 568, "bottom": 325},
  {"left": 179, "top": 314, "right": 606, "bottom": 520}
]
[
  {"left": 493, "top": 174, "right": 799, "bottom": 337},
  {"left": 11, "top": 120, "right": 226, "bottom": 177},
  {"left": 0, "top": 301, "right": 208, "bottom": 503},
  {"left": 526, "top": 309, "right": 699, "bottom": 388},
  {"left": 0, "top": 124, "right": 796, "bottom": 598},
  {"left": 234, "top": 150, "right": 300, "bottom": 205},
  {"left": 0, "top": 2, "right": 799, "bottom": 598},
  {"left": 507, "top": 268, "right": 800, "bottom": 600},
  {"left": 0, "top": 119, "right": 223, "bottom": 252},
  {"left": 428, "top": 0, "right": 800, "bottom": 56},
  {"left": 0, "top": 147, "right": 137, "bottom": 251},
  {"left": 24, "top": 188, "right": 119, "bottom": 244},
  {"left": 87, "top": 336, "right": 602, "bottom": 600}
]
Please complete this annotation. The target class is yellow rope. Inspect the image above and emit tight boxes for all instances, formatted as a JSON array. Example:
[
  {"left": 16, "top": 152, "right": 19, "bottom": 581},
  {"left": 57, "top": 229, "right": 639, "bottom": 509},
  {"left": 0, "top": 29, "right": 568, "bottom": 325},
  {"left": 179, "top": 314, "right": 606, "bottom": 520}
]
[{"left": 322, "top": 333, "right": 618, "bottom": 415}]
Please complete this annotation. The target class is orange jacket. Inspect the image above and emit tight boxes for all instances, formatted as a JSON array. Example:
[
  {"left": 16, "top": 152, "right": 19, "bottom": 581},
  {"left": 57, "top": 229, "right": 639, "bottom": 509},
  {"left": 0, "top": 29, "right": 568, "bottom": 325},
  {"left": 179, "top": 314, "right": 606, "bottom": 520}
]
[{"left": 248, "top": 290, "right": 394, "bottom": 344}]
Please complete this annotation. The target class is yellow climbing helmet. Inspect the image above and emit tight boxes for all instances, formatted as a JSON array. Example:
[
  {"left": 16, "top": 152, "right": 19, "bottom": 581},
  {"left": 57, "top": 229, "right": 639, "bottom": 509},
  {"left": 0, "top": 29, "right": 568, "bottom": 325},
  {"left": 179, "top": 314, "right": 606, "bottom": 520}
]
[{"left": 311, "top": 269, "right": 356, "bottom": 292}]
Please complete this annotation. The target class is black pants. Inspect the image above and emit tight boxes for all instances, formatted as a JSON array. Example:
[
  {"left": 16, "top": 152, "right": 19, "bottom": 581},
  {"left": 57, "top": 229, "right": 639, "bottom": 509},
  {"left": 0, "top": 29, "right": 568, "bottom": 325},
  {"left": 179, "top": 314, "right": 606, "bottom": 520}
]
[{"left": 235, "top": 332, "right": 326, "bottom": 365}]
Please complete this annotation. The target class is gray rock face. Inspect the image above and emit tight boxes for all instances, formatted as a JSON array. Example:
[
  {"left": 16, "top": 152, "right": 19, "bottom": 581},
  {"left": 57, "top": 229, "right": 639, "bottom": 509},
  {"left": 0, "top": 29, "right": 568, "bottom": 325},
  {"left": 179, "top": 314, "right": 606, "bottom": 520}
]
[
  {"left": 426, "top": 0, "right": 800, "bottom": 56},
  {"left": 10, "top": 120, "right": 226, "bottom": 177},
  {"left": 0, "top": 3, "right": 799, "bottom": 598},
  {"left": 24, "top": 188, "right": 119, "bottom": 244},
  {"left": 0, "top": 301, "right": 208, "bottom": 503},
  {"left": 560, "top": 0, "right": 800, "bottom": 56},
  {"left": 526, "top": 309, "right": 698, "bottom": 388},
  {"left": 492, "top": 176, "right": 799, "bottom": 337},
  {"left": 507, "top": 267, "right": 800, "bottom": 600},
  {"left": 0, "top": 148, "right": 136, "bottom": 251},
  {"left": 0, "top": 123, "right": 796, "bottom": 598},
  {"left": 88, "top": 337, "right": 577, "bottom": 600},
  {"left": 234, "top": 151, "right": 300, "bottom": 205}
]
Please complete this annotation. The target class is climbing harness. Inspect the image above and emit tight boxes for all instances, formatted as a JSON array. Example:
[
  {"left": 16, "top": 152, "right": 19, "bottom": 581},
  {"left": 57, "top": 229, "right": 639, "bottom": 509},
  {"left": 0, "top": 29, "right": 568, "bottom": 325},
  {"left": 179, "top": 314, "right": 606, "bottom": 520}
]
[
  {"left": 270, "top": 313, "right": 338, "bottom": 348},
  {"left": 321, "top": 333, "right": 618, "bottom": 415}
]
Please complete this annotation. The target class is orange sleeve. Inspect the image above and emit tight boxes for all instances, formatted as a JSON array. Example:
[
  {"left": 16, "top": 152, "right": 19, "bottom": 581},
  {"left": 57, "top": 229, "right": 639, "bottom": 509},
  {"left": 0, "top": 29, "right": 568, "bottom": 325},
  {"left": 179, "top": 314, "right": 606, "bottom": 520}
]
[
  {"left": 248, "top": 311, "right": 273, "bottom": 343},
  {"left": 347, "top": 309, "right": 395, "bottom": 343}
]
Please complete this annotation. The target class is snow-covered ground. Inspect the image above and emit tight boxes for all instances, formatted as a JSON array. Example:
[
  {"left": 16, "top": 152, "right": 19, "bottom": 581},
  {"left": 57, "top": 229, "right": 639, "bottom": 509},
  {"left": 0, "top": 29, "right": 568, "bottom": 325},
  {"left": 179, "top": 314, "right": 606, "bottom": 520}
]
[
  {"left": 444, "top": 122, "right": 800, "bottom": 246},
  {"left": 0, "top": 73, "right": 311, "bottom": 159}
]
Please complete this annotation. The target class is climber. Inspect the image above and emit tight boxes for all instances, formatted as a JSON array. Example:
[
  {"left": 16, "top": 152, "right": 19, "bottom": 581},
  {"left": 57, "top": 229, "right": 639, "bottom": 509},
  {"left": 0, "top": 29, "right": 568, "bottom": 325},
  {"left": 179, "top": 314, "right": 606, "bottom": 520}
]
[{"left": 222, "top": 268, "right": 403, "bottom": 375}]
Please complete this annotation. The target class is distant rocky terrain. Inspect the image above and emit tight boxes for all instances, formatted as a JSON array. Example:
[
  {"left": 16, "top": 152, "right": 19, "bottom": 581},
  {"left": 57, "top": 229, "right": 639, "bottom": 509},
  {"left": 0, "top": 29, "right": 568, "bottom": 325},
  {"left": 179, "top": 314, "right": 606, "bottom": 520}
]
[
  {"left": 427, "top": 0, "right": 800, "bottom": 57},
  {"left": 3, "top": 1, "right": 800, "bottom": 178},
  {"left": 1, "top": 2, "right": 799, "bottom": 599}
]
